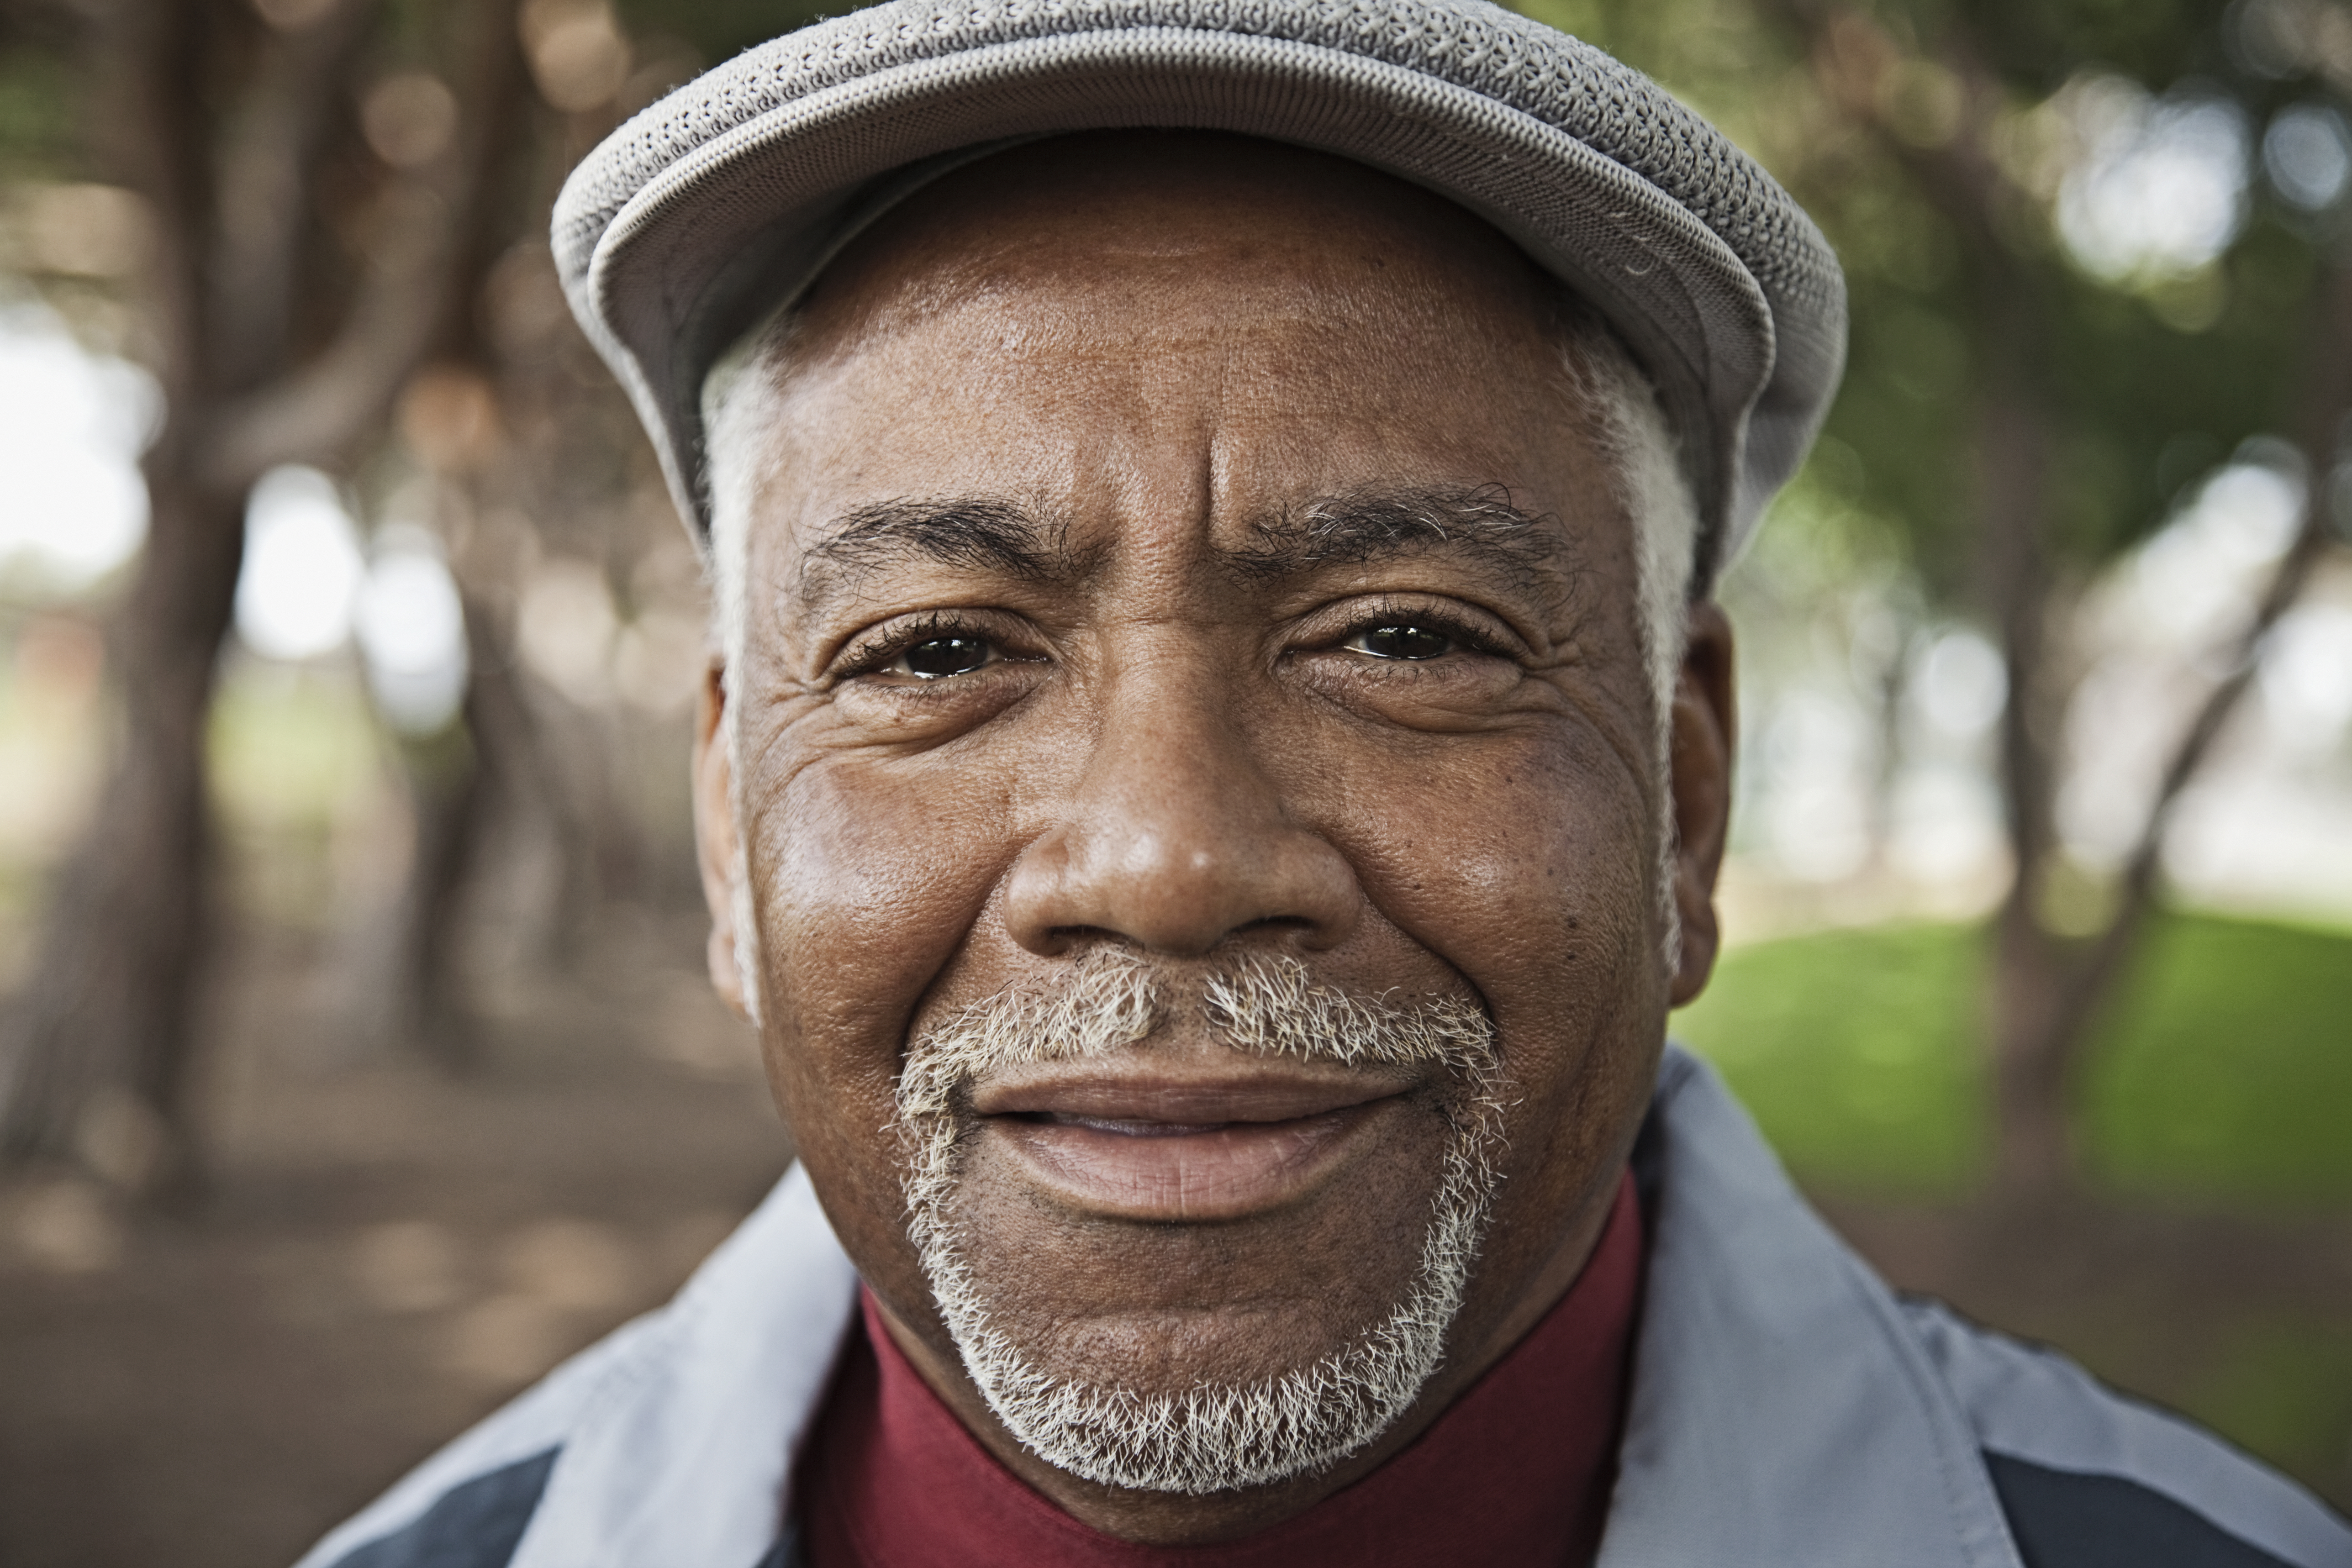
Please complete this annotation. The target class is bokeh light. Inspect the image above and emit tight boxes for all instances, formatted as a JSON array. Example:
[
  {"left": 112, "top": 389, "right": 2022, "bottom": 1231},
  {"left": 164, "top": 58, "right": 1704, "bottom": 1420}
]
[
  {"left": 233, "top": 466, "right": 365, "bottom": 661},
  {"left": 2262, "top": 102, "right": 2352, "bottom": 210},
  {"left": 0, "top": 302, "right": 156, "bottom": 592},
  {"left": 354, "top": 530, "right": 470, "bottom": 736},
  {"left": 2057, "top": 81, "right": 2251, "bottom": 283}
]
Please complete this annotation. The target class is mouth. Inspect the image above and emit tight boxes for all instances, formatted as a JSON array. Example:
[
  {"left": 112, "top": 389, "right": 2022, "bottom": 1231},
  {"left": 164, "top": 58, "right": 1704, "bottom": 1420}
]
[{"left": 967, "top": 1063, "right": 1415, "bottom": 1222}]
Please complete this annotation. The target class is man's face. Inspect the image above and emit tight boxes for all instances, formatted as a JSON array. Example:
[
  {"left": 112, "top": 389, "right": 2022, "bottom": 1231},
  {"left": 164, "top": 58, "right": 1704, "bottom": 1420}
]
[{"left": 693, "top": 134, "right": 1733, "bottom": 1537}]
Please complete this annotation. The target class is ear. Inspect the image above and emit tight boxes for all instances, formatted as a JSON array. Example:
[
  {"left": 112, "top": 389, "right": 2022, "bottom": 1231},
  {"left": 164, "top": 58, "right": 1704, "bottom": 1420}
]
[
  {"left": 1667, "top": 602, "right": 1736, "bottom": 1007},
  {"left": 692, "top": 660, "right": 754, "bottom": 1021}
]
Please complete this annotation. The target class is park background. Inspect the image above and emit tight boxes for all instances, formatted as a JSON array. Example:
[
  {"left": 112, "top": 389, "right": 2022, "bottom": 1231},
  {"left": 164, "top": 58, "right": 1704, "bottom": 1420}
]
[{"left": 0, "top": 0, "right": 2349, "bottom": 1562}]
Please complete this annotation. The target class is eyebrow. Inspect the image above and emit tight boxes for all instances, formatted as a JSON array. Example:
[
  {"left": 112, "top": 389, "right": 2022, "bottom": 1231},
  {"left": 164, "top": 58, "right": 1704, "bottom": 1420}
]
[
  {"left": 792, "top": 482, "right": 1568, "bottom": 616},
  {"left": 1226, "top": 484, "right": 1565, "bottom": 589},
  {"left": 796, "top": 497, "right": 1071, "bottom": 614}
]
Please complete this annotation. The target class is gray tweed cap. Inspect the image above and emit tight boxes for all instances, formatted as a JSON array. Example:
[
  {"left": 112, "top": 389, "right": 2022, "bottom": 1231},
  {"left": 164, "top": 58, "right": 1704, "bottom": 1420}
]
[{"left": 552, "top": 0, "right": 1846, "bottom": 587}]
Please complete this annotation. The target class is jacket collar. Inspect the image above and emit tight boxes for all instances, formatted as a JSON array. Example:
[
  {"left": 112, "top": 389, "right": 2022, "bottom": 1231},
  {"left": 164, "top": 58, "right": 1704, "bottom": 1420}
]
[
  {"left": 1599, "top": 1048, "right": 2022, "bottom": 1568},
  {"left": 509, "top": 1164, "right": 858, "bottom": 1568},
  {"left": 512, "top": 1047, "right": 2024, "bottom": 1568}
]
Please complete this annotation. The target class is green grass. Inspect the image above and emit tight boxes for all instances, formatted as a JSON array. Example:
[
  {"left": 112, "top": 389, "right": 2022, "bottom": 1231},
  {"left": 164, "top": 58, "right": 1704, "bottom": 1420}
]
[
  {"left": 2085, "top": 916, "right": 2352, "bottom": 1204},
  {"left": 1672, "top": 923, "right": 1989, "bottom": 1197},
  {"left": 1672, "top": 912, "right": 2352, "bottom": 1205}
]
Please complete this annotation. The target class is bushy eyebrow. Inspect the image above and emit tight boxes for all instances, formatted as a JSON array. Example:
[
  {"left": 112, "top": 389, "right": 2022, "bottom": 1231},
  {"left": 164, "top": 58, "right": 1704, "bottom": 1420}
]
[
  {"left": 792, "top": 483, "right": 1568, "bottom": 615},
  {"left": 796, "top": 497, "right": 1070, "bottom": 614},
  {"left": 1225, "top": 484, "right": 1565, "bottom": 589}
]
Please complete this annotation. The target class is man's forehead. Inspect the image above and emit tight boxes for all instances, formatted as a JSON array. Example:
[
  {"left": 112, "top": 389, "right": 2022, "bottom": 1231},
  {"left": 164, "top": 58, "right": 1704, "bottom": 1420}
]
[
  {"left": 751, "top": 338, "right": 1606, "bottom": 620},
  {"left": 747, "top": 136, "right": 1589, "bottom": 533},
  {"left": 729, "top": 133, "right": 1625, "bottom": 624},
  {"left": 786, "top": 132, "right": 1561, "bottom": 367}
]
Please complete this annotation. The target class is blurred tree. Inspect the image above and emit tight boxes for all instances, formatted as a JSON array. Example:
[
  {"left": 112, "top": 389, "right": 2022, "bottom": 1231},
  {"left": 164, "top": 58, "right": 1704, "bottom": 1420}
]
[
  {"left": 1530, "top": 0, "right": 2352, "bottom": 1193},
  {"left": 0, "top": 0, "right": 528, "bottom": 1198},
  {"left": 354, "top": 0, "right": 768, "bottom": 1059},
  {"left": 610, "top": 0, "right": 825, "bottom": 61},
  {"left": 1767, "top": 0, "right": 2350, "bottom": 1198},
  {"left": 0, "top": 0, "right": 802, "bottom": 1187}
]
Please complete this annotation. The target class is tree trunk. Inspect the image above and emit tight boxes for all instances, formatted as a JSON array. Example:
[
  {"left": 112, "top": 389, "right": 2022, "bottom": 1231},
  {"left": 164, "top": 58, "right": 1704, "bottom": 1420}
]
[
  {"left": 374, "top": 591, "right": 525, "bottom": 1068},
  {"left": 1985, "top": 241, "right": 2352, "bottom": 1197},
  {"left": 0, "top": 0, "right": 230, "bottom": 1197},
  {"left": 381, "top": 724, "right": 489, "bottom": 1068},
  {"left": 0, "top": 0, "right": 528, "bottom": 1191},
  {"left": 1973, "top": 303, "right": 2078, "bottom": 1200},
  {"left": 1746, "top": 0, "right": 2349, "bottom": 1199},
  {"left": 0, "top": 473, "right": 247, "bottom": 1199}
]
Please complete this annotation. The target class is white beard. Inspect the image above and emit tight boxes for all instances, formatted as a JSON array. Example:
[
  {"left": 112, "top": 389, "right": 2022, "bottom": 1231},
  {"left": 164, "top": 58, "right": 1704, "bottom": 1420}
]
[{"left": 896, "top": 950, "right": 1506, "bottom": 1495}]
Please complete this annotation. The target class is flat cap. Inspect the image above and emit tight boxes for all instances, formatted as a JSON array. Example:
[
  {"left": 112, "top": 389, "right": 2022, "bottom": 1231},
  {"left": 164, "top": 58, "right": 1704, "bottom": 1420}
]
[{"left": 553, "top": 0, "right": 1846, "bottom": 586}]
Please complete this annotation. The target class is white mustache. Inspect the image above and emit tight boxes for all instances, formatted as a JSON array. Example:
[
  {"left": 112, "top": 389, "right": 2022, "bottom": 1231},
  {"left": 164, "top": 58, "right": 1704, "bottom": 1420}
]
[{"left": 896, "top": 949, "right": 1499, "bottom": 1125}]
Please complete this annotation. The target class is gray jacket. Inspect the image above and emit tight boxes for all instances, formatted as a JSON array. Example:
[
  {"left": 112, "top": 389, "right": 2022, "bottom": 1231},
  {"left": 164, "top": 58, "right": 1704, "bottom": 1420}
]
[{"left": 295, "top": 1047, "right": 2352, "bottom": 1568}]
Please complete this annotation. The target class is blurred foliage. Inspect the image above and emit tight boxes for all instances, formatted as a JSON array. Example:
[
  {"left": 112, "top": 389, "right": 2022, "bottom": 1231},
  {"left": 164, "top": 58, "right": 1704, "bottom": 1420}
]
[
  {"left": 209, "top": 665, "right": 382, "bottom": 838},
  {"left": 1956, "top": 0, "right": 2224, "bottom": 87},
  {"left": 0, "top": 30, "right": 79, "bottom": 182},
  {"left": 1519, "top": 0, "right": 2342, "bottom": 600},
  {"left": 1675, "top": 911, "right": 2352, "bottom": 1203},
  {"left": 210, "top": 662, "right": 390, "bottom": 931},
  {"left": 612, "top": 0, "right": 833, "bottom": 64}
]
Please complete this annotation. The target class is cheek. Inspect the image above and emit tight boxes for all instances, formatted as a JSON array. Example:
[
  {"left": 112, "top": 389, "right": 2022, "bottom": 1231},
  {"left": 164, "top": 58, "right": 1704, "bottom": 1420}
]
[
  {"left": 748, "top": 742, "right": 1016, "bottom": 1142},
  {"left": 1318, "top": 723, "right": 1661, "bottom": 1127}
]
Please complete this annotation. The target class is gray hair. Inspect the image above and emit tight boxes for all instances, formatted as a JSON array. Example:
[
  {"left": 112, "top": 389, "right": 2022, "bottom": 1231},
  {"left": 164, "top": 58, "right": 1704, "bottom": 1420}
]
[{"left": 701, "top": 299, "right": 1698, "bottom": 1023}]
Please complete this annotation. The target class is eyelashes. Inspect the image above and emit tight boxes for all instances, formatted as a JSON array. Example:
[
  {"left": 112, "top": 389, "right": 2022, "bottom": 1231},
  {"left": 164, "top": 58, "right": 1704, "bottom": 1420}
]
[
  {"left": 830, "top": 596, "right": 1519, "bottom": 687},
  {"left": 834, "top": 611, "right": 1034, "bottom": 682},
  {"left": 1329, "top": 599, "right": 1515, "bottom": 663}
]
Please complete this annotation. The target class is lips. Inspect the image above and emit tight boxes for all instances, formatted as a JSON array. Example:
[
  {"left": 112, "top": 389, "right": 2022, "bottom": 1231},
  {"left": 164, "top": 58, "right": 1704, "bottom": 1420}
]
[{"left": 968, "top": 1057, "right": 1416, "bottom": 1222}]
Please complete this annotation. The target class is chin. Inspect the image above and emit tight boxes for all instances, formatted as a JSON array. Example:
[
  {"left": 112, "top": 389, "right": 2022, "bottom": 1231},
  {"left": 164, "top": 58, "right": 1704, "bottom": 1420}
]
[{"left": 913, "top": 1116, "right": 1501, "bottom": 1494}]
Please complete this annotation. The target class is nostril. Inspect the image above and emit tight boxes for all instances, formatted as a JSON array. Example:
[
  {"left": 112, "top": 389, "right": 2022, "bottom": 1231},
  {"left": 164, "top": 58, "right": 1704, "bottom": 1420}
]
[
  {"left": 1233, "top": 915, "right": 1315, "bottom": 938},
  {"left": 1043, "top": 923, "right": 1128, "bottom": 953}
]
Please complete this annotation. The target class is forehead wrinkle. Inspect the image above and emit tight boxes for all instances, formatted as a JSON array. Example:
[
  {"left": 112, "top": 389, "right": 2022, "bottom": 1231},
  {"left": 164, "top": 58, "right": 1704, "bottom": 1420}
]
[{"left": 792, "top": 497, "right": 1082, "bottom": 617}]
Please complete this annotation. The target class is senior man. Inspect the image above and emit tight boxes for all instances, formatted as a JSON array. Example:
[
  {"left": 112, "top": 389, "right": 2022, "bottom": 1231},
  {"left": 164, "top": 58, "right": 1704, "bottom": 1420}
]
[{"left": 301, "top": 3, "right": 2352, "bottom": 1566}]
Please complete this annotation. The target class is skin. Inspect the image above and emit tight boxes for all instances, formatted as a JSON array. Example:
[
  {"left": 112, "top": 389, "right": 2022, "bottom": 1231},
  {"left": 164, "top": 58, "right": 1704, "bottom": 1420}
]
[{"left": 688, "top": 132, "right": 1737, "bottom": 1545}]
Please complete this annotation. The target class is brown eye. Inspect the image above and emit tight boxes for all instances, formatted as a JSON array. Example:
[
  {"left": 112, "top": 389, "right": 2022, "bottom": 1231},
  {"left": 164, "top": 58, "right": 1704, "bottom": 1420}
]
[
  {"left": 893, "top": 636, "right": 995, "bottom": 678},
  {"left": 1347, "top": 624, "right": 1455, "bottom": 661}
]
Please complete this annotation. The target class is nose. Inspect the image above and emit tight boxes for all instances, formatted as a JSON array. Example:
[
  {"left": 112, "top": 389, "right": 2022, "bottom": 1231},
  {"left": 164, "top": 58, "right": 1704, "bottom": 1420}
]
[{"left": 1002, "top": 670, "right": 1359, "bottom": 959}]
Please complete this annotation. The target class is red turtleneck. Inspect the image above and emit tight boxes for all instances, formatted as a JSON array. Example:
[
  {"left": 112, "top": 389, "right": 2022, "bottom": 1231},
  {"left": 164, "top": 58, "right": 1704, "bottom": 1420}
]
[{"left": 797, "top": 1170, "right": 1642, "bottom": 1567}]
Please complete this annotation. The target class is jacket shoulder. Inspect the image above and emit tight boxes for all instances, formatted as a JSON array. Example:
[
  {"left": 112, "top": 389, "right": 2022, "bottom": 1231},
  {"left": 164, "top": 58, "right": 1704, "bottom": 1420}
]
[
  {"left": 1900, "top": 1298, "right": 2352, "bottom": 1568},
  {"left": 291, "top": 1310, "right": 669, "bottom": 1568},
  {"left": 322, "top": 1449, "right": 562, "bottom": 1568}
]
